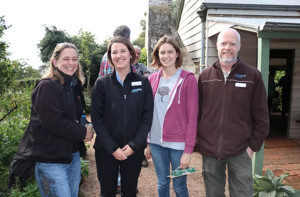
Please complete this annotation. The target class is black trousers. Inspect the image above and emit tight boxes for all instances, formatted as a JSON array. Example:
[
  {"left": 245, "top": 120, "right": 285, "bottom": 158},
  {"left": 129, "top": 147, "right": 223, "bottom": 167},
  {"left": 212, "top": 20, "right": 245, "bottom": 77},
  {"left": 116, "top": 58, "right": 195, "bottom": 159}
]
[{"left": 95, "top": 149, "right": 143, "bottom": 197}]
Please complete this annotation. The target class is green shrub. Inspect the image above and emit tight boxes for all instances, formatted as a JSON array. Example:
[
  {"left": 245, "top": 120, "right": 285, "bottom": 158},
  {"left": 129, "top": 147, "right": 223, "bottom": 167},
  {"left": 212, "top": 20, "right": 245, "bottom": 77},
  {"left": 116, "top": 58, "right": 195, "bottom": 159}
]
[
  {"left": 0, "top": 84, "right": 92, "bottom": 196},
  {"left": 140, "top": 47, "right": 147, "bottom": 66},
  {"left": 253, "top": 168, "right": 295, "bottom": 197},
  {"left": 13, "top": 78, "right": 39, "bottom": 89},
  {"left": 0, "top": 85, "right": 32, "bottom": 195},
  {"left": 8, "top": 179, "right": 40, "bottom": 197},
  {"left": 81, "top": 158, "right": 90, "bottom": 177}
]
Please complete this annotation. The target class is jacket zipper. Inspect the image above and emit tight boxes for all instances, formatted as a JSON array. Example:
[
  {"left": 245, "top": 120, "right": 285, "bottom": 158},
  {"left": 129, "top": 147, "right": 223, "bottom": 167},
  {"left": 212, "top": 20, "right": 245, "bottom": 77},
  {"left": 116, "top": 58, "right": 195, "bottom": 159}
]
[
  {"left": 123, "top": 90, "right": 127, "bottom": 147},
  {"left": 217, "top": 73, "right": 227, "bottom": 159}
]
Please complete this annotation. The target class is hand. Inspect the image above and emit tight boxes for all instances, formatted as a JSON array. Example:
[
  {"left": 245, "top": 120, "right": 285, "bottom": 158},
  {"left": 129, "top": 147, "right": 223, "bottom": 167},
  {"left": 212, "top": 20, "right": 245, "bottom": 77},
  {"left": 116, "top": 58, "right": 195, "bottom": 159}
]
[
  {"left": 84, "top": 124, "right": 94, "bottom": 141},
  {"left": 246, "top": 146, "right": 254, "bottom": 159},
  {"left": 122, "top": 145, "right": 134, "bottom": 157},
  {"left": 112, "top": 148, "right": 127, "bottom": 161},
  {"left": 180, "top": 153, "right": 191, "bottom": 169},
  {"left": 145, "top": 144, "right": 152, "bottom": 159}
]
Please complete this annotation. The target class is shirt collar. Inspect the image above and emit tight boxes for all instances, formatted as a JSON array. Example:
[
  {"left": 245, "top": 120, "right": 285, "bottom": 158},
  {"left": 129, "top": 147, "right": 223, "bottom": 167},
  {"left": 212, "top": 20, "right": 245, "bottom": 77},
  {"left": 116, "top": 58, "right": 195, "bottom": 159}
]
[{"left": 115, "top": 71, "right": 124, "bottom": 86}]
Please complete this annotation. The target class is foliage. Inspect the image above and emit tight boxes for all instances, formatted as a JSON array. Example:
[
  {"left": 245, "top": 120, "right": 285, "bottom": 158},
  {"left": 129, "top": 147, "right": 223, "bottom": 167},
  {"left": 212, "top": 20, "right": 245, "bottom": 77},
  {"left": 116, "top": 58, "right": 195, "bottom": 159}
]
[
  {"left": 0, "top": 60, "right": 16, "bottom": 95},
  {"left": 13, "top": 78, "right": 40, "bottom": 89},
  {"left": 8, "top": 179, "right": 40, "bottom": 197},
  {"left": 0, "top": 16, "right": 14, "bottom": 95},
  {"left": 274, "top": 70, "right": 285, "bottom": 85},
  {"left": 0, "top": 60, "right": 40, "bottom": 96},
  {"left": 139, "top": 47, "right": 147, "bottom": 66},
  {"left": 37, "top": 26, "right": 71, "bottom": 63},
  {"left": 37, "top": 26, "right": 108, "bottom": 88},
  {"left": 171, "top": 0, "right": 182, "bottom": 29},
  {"left": 272, "top": 71, "right": 286, "bottom": 112},
  {"left": 0, "top": 84, "right": 91, "bottom": 196},
  {"left": 0, "top": 85, "right": 32, "bottom": 195},
  {"left": 132, "top": 12, "right": 146, "bottom": 49},
  {"left": 13, "top": 60, "right": 41, "bottom": 80},
  {"left": 0, "top": 16, "right": 10, "bottom": 60},
  {"left": 253, "top": 168, "right": 295, "bottom": 197},
  {"left": 132, "top": 31, "right": 145, "bottom": 49},
  {"left": 80, "top": 158, "right": 90, "bottom": 177},
  {"left": 72, "top": 31, "right": 102, "bottom": 92}
]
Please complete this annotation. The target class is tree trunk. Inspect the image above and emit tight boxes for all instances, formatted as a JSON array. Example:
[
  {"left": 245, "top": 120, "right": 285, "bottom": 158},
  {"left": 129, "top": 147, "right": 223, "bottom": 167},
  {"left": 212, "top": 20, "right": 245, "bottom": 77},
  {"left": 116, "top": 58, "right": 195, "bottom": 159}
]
[{"left": 147, "top": 0, "right": 198, "bottom": 75}]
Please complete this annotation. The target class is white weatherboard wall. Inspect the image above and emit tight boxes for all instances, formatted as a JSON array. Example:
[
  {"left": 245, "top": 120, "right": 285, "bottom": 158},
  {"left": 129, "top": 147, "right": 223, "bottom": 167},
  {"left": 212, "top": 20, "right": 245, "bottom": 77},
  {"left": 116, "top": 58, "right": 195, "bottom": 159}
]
[{"left": 178, "top": 0, "right": 202, "bottom": 63}]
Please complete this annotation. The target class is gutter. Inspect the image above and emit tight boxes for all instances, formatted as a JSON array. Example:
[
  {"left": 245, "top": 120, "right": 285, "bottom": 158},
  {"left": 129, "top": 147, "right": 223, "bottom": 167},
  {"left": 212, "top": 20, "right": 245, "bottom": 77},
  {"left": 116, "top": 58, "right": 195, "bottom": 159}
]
[{"left": 197, "top": 6, "right": 207, "bottom": 71}]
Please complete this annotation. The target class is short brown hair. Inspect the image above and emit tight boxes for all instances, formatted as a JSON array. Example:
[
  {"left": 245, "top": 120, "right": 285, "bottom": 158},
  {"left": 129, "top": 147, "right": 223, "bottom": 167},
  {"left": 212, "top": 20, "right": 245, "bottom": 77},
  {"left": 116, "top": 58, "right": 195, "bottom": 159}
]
[
  {"left": 151, "top": 35, "right": 183, "bottom": 68},
  {"left": 107, "top": 37, "right": 136, "bottom": 67}
]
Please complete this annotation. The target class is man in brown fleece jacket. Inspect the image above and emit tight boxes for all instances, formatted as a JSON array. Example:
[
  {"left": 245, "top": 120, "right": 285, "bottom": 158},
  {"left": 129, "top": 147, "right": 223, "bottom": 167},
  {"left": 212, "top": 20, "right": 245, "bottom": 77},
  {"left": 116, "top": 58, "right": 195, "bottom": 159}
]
[{"left": 197, "top": 28, "right": 269, "bottom": 197}]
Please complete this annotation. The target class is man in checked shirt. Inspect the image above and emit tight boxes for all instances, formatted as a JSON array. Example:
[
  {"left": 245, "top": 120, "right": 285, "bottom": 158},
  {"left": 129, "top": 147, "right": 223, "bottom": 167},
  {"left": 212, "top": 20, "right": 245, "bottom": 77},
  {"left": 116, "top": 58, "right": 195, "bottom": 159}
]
[{"left": 98, "top": 25, "right": 132, "bottom": 77}]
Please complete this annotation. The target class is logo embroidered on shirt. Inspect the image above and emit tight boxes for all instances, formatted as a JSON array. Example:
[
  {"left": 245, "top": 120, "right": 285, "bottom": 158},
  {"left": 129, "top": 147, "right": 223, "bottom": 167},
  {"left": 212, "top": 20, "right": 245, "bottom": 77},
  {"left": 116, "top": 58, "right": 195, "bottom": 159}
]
[
  {"left": 132, "top": 88, "right": 142, "bottom": 93},
  {"left": 234, "top": 74, "right": 246, "bottom": 78}
]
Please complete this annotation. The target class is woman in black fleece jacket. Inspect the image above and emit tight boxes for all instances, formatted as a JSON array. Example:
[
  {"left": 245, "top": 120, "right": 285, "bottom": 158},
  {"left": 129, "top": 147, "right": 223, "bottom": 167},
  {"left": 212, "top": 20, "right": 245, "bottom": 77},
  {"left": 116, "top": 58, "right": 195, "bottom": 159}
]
[
  {"left": 91, "top": 37, "right": 154, "bottom": 197},
  {"left": 13, "top": 43, "right": 94, "bottom": 197}
]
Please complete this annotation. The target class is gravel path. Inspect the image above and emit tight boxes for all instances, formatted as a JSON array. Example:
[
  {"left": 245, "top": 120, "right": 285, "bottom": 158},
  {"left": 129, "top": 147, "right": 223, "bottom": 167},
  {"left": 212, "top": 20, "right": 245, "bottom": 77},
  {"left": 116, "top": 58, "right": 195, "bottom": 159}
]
[{"left": 79, "top": 138, "right": 230, "bottom": 197}]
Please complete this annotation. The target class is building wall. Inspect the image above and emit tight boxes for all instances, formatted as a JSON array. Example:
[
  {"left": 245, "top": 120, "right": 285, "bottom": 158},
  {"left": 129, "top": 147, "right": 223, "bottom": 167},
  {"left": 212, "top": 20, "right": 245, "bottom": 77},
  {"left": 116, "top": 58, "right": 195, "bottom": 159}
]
[
  {"left": 178, "top": 1, "right": 259, "bottom": 68},
  {"left": 205, "top": 26, "right": 258, "bottom": 68},
  {"left": 178, "top": 0, "right": 300, "bottom": 138},
  {"left": 178, "top": 0, "right": 202, "bottom": 63}
]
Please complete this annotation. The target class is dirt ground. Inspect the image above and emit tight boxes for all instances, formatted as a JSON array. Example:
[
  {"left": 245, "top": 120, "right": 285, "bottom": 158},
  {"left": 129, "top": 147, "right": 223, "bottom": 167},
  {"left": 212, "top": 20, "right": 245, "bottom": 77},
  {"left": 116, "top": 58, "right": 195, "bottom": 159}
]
[{"left": 79, "top": 138, "right": 230, "bottom": 197}]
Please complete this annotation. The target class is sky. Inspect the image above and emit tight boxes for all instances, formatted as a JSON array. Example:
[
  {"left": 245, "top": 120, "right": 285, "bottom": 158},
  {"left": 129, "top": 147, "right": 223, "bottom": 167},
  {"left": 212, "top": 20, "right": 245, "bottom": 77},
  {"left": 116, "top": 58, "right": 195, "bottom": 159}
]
[{"left": 1, "top": 0, "right": 148, "bottom": 68}]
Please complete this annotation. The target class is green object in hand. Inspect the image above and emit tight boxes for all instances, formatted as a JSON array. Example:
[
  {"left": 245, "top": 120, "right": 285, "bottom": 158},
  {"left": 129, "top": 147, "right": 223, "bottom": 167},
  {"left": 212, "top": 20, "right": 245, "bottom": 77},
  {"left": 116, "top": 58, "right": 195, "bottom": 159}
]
[{"left": 171, "top": 167, "right": 196, "bottom": 176}]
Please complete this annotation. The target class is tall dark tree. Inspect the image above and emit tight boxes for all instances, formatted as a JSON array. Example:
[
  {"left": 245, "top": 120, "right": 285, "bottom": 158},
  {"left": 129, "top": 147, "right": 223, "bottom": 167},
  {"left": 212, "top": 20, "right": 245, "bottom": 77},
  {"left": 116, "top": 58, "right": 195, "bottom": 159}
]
[{"left": 37, "top": 26, "right": 71, "bottom": 63}]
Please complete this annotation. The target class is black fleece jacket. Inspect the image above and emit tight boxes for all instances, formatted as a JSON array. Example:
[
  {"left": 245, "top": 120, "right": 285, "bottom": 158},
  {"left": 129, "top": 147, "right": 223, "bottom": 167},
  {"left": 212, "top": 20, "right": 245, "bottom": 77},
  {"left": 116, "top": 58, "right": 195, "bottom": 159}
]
[
  {"left": 15, "top": 75, "right": 86, "bottom": 164},
  {"left": 91, "top": 70, "right": 154, "bottom": 154}
]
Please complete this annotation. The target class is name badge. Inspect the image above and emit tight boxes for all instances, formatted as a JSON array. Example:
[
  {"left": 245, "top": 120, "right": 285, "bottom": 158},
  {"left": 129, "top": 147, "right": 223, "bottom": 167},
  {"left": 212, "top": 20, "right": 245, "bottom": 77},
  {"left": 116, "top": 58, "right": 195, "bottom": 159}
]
[
  {"left": 131, "top": 81, "right": 142, "bottom": 86},
  {"left": 235, "top": 82, "right": 246, "bottom": 88}
]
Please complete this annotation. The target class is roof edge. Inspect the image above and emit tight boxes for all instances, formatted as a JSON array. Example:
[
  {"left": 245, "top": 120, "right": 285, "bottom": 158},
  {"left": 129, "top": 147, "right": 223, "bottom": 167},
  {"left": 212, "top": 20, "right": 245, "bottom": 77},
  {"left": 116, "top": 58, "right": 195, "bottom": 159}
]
[
  {"left": 201, "top": 3, "right": 300, "bottom": 11},
  {"left": 260, "top": 22, "right": 300, "bottom": 32}
]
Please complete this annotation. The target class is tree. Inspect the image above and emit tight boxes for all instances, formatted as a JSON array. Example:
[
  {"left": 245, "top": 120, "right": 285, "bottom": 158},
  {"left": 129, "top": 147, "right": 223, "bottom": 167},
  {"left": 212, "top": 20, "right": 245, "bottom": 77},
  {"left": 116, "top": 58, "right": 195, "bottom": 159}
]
[
  {"left": 171, "top": 0, "right": 182, "bottom": 29},
  {"left": 0, "top": 60, "right": 16, "bottom": 95},
  {"left": 140, "top": 47, "right": 147, "bottom": 66},
  {"left": 0, "top": 16, "right": 10, "bottom": 61},
  {"left": 72, "top": 31, "right": 102, "bottom": 92},
  {"left": 90, "top": 38, "right": 109, "bottom": 86},
  {"left": 0, "top": 16, "right": 15, "bottom": 95},
  {"left": 37, "top": 26, "right": 71, "bottom": 63},
  {"left": 132, "top": 12, "right": 146, "bottom": 49},
  {"left": 13, "top": 60, "right": 41, "bottom": 80}
]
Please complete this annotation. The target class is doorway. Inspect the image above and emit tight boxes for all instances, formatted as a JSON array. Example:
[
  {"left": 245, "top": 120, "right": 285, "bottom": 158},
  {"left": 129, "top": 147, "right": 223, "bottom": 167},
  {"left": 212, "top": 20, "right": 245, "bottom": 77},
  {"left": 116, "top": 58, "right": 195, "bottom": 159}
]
[{"left": 268, "top": 49, "right": 294, "bottom": 137}]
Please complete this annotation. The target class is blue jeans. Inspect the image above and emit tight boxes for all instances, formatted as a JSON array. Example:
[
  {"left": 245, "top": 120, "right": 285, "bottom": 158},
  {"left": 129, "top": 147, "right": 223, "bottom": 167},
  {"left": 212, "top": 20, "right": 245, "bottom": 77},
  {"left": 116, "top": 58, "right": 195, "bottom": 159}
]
[
  {"left": 35, "top": 152, "right": 81, "bottom": 197},
  {"left": 150, "top": 144, "right": 189, "bottom": 197},
  {"left": 202, "top": 151, "right": 253, "bottom": 197}
]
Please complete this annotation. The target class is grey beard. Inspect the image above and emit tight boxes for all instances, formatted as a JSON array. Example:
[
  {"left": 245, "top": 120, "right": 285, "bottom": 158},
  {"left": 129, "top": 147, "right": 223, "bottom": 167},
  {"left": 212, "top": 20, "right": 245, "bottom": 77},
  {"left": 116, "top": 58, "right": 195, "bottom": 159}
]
[{"left": 219, "top": 56, "right": 237, "bottom": 64}]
